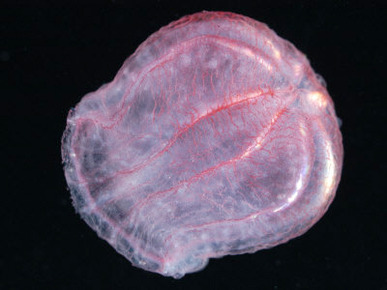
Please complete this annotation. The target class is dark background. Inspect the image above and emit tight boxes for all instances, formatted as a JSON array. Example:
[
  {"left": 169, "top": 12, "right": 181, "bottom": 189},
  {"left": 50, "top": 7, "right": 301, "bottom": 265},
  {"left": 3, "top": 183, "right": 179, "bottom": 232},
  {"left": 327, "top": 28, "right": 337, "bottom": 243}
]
[{"left": 2, "top": 1, "right": 386, "bottom": 289}]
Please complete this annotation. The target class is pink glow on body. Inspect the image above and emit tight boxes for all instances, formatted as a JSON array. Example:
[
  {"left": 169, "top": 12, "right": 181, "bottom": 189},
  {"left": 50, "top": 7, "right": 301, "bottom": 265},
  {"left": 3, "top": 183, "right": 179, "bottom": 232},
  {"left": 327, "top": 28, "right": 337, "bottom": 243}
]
[{"left": 62, "top": 11, "right": 343, "bottom": 278}]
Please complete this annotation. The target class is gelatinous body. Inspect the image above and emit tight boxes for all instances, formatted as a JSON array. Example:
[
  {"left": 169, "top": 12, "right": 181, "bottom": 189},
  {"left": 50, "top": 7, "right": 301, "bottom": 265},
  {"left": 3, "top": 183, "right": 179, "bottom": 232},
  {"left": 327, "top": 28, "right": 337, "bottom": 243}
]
[{"left": 62, "top": 12, "right": 343, "bottom": 278}]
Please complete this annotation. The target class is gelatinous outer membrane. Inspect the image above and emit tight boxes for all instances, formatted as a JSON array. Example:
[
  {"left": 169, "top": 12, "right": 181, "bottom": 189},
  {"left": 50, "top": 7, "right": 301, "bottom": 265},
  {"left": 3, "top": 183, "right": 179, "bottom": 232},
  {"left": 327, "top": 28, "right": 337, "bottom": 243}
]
[{"left": 61, "top": 12, "right": 343, "bottom": 278}]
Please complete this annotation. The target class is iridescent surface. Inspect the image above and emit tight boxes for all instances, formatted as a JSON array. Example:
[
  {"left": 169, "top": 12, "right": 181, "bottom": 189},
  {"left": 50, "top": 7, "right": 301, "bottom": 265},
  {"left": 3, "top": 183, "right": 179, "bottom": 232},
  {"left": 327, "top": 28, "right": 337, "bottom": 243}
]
[{"left": 62, "top": 11, "right": 343, "bottom": 278}]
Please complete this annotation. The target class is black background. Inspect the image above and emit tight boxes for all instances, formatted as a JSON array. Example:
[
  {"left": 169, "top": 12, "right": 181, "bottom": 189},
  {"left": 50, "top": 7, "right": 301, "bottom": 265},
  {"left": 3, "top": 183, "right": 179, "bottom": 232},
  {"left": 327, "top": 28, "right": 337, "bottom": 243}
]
[{"left": 2, "top": 1, "right": 386, "bottom": 289}]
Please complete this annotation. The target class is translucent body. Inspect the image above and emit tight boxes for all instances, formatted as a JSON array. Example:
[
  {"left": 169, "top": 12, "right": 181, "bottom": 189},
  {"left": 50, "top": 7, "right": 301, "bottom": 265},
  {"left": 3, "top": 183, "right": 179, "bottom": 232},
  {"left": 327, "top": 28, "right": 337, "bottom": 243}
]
[{"left": 62, "top": 12, "right": 343, "bottom": 278}]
